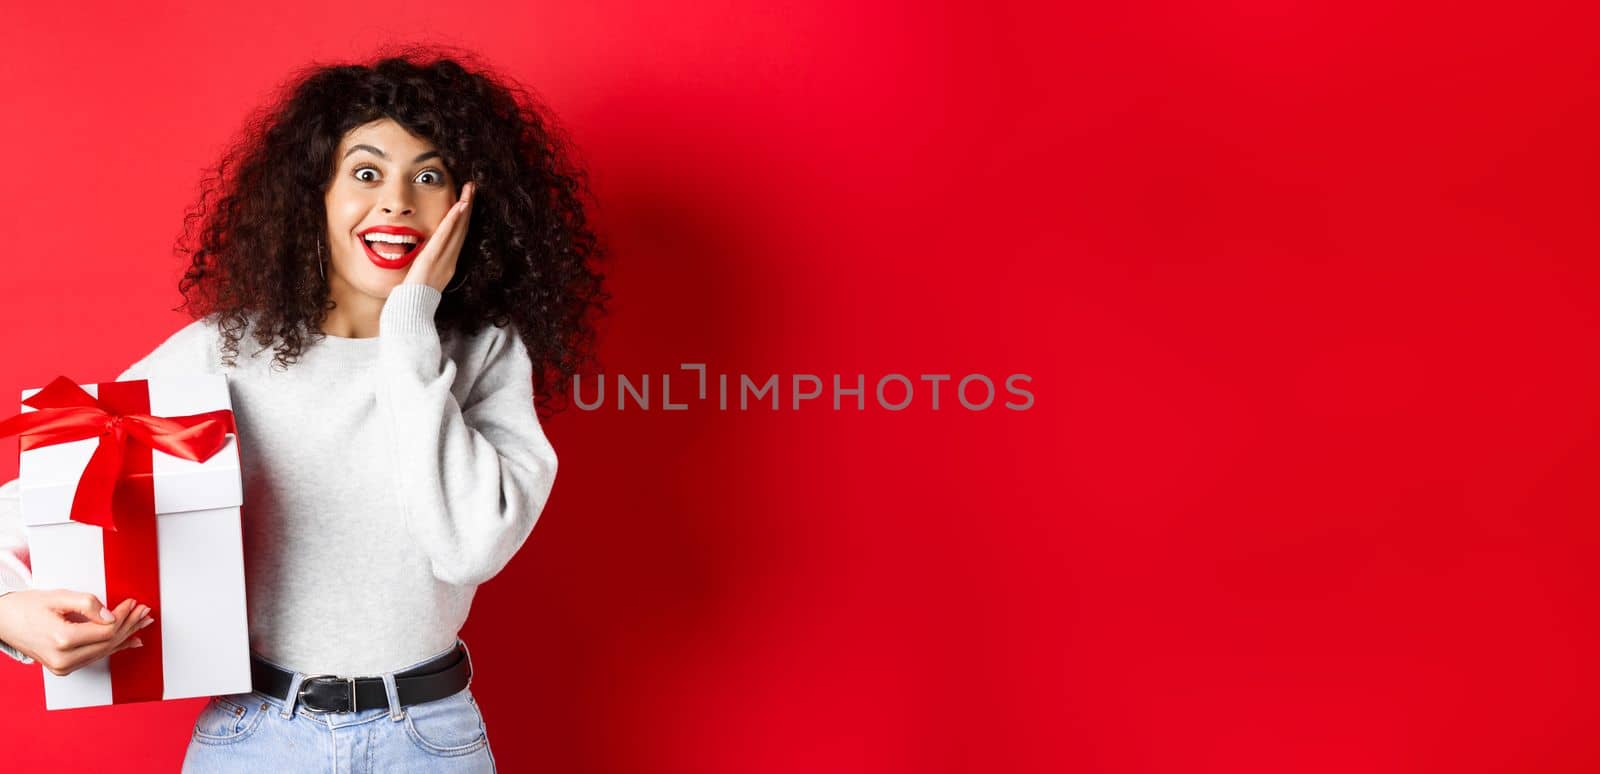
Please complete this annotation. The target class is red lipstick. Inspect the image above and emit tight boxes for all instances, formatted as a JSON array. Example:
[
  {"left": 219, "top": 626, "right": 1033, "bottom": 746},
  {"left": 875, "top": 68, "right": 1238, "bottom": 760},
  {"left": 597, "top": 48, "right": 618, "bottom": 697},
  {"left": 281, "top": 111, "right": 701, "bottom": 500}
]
[{"left": 357, "top": 225, "right": 427, "bottom": 270}]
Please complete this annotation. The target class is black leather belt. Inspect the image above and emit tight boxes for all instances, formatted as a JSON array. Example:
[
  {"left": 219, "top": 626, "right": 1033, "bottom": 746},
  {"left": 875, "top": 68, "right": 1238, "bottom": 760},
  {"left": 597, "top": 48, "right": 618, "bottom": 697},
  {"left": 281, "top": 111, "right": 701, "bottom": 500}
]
[{"left": 250, "top": 644, "right": 472, "bottom": 714}]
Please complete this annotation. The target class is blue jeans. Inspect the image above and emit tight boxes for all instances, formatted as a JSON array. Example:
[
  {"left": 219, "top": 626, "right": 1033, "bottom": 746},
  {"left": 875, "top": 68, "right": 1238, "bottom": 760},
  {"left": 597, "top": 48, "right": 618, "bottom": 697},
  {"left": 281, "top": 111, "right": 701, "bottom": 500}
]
[{"left": 181, "top": 641, "right": 495, "bottom": 773}]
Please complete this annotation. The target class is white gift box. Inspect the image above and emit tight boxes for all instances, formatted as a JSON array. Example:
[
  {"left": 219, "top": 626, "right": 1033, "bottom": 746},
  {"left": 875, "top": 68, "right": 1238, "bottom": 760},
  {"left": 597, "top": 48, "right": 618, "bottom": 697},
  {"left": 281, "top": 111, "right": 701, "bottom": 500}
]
[{"left": 17, "top": 374, "right": 250, "bottom": 710}]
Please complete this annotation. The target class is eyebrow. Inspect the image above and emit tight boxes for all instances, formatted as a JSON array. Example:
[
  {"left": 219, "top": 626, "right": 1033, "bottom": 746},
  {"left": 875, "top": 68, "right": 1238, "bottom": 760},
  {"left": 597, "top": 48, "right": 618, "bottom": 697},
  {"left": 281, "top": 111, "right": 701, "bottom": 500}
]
[{"left": 343, "top": 144, "right": 442, "bottom": 164}]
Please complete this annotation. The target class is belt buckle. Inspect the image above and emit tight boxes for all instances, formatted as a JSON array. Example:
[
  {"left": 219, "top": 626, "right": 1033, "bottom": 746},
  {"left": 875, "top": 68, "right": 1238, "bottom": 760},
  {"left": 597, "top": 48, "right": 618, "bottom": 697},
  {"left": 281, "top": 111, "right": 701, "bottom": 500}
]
[{"left": 298, "top": 674, "right": 357, "bottom": 714}]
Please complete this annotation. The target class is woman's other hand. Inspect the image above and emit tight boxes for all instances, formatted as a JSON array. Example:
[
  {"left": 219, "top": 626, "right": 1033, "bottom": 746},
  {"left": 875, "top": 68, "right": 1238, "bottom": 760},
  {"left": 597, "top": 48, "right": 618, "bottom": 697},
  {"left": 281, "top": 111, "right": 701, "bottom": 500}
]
[
  {"left": 403, "top": 180, "right": 475, "bottom": 292},
  {"left": 0, "top": 590, "right": 150, "bottom": 675}
]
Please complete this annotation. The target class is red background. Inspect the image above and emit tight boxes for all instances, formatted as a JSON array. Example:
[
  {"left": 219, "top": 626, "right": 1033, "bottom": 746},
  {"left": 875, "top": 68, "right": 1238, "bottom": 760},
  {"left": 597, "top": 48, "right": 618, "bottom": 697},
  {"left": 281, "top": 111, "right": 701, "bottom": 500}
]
[{"left": 2, "top": 1, "right": 1596, "bottom": 772}]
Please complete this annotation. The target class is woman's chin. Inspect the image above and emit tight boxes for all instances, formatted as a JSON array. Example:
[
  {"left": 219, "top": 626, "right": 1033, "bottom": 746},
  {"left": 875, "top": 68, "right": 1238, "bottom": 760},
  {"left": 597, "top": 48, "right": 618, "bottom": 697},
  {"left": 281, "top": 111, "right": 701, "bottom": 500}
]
[{"left": 328, "top": 266, "right": 404, "bottom": 300}]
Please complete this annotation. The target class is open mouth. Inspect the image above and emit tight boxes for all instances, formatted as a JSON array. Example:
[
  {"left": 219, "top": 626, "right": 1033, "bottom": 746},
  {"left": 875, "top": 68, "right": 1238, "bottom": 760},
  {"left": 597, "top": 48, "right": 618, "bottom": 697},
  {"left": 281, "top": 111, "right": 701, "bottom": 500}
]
[{"left": 360, "top": 233, "right": 424, "bottom": 269}]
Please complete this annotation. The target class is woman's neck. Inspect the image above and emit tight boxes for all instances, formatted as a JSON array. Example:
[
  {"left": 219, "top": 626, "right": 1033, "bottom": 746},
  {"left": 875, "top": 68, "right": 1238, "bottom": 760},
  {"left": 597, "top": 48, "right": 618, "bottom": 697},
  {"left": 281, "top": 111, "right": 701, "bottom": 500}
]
[{"left": 321, "top": 278, "right": 386, "bottom": 338}]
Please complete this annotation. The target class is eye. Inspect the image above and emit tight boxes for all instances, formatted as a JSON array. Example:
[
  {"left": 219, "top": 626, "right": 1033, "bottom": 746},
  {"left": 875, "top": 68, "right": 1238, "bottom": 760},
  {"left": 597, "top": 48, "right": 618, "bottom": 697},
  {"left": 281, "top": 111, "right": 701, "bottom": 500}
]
[
  {"left": 417, "top": 169, "right": 444, "bottom": 185},
  {"left": 354, "top": 166, "right": 380, "bottom": 183}
]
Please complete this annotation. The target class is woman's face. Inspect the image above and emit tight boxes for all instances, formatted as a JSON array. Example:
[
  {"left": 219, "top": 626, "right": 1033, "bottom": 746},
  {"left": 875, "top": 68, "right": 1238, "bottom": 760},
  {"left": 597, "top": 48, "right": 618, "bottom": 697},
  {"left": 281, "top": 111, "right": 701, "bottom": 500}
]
[{"left": 323, "top": 118, "right": 458, "bottom": 301}]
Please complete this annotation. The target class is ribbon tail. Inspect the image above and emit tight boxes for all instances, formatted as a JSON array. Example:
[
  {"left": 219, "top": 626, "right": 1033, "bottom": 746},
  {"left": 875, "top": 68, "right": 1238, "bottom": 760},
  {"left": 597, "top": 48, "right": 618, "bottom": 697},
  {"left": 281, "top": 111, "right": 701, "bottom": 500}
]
[
  {"left": 70, "top": 435, "right": 126, "bottom": 532},
  {"left": 0, "top": 406, "right": 107, "bottom": 450},
  {"left": 21, "top": 376, "right": 103, "bottom": 411}
]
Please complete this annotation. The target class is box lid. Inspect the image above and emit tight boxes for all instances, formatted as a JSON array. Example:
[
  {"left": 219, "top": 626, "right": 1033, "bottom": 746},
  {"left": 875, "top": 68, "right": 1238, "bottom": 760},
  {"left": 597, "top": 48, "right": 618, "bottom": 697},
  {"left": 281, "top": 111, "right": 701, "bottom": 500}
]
[{"left": 18, "top": 375, "right": 242, "bottom": 528}]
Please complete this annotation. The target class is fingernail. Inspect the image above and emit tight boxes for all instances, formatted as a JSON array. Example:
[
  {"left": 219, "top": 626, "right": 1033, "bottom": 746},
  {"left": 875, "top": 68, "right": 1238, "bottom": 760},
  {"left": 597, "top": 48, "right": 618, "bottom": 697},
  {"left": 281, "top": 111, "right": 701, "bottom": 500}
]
[
  {"left": 99, "top": 608, "right": 116, "bottom": 623},
  {"left": 139, "top": 617, "right": 155, "bottom": 629},
  {"left": 130, "top": 638, "right": 143, "bottom": 648}
]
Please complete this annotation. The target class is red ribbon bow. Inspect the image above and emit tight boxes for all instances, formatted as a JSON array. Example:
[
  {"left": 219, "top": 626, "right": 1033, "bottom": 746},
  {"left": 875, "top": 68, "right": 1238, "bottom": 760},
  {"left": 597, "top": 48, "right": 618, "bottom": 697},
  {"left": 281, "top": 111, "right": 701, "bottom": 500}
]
[{"left": 0, "top": 375, "right": 235, "bottom": 531}]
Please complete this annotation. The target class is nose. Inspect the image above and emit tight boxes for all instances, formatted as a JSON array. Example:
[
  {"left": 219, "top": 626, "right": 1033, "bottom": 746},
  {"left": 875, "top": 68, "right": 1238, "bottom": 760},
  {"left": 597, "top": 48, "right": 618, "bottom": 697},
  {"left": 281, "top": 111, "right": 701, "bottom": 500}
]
[{"left": 379, "top": 180, "right": 416, "bottom": 216}]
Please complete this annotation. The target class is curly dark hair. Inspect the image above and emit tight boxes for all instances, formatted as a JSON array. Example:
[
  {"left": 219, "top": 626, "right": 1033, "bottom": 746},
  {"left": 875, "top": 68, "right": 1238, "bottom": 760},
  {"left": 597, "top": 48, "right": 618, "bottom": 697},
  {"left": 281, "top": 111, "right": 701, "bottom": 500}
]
[{"left": 173, "top": 44, "right": 609, "bottom": 418}]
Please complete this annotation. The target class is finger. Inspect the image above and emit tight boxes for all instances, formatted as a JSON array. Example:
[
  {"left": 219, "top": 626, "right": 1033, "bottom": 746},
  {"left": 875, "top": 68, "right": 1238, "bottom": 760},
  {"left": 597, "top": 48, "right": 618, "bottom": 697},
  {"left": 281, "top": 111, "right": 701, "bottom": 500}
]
[
  {"left": 128, "top": 606, "right": 154, "bottom": 639},
  {"left": 455, "top": 187, "right": 473, "bottom": 232},
  {"left": 54, "top": 601, "right": 135, "bottom": 653},
  {"left": 446, "top": 193, "right": 472, "bottom": 251},
  {"left": 96, "top": 603, "right": 149, "bottom": 651},
  {"left": 50, "top": 639, "right": 114, "bottom": 674},
  {"left": 441, "top": 191, "right": 473, "bottom": 269},
  {"left": 51, "top": 590, "right": 116, "bottom": 624},
  {"left": 442, "top": 208, "right": 470, "bottom": 277},
  {"left": 435, "top": 183, "right": 472, "bottom": 252},
  {"left": 77, "top": 598, "right": 135, "bottom": 641},
  {"left": 108, "top": 636, "right": 143, "bottom": 656},
  {"left": 114, "top": 604, "right": 150, "bottom": 641},
  {"left": 48, "top": 598, "right": 133, "bottom": 650},
  {"left": 54, "top": 604, "right": 144, "bottom": 664}
]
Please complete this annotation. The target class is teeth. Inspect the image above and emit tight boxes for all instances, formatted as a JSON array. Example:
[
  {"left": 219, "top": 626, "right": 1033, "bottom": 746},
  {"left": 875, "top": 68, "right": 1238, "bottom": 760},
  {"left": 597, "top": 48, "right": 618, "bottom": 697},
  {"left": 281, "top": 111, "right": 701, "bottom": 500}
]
[{"left": 362, "top": 232, "right": 419, "bottom": 245}]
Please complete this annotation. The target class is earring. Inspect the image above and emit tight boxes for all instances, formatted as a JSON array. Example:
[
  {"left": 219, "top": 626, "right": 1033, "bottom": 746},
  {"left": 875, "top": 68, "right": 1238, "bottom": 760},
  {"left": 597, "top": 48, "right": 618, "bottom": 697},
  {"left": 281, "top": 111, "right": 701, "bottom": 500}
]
[
  {"left": 444, "top": 272, "right": 467, "bottom": 293},
  {"left": 316, "top": 239, "right": 326, "bottom": 282}
]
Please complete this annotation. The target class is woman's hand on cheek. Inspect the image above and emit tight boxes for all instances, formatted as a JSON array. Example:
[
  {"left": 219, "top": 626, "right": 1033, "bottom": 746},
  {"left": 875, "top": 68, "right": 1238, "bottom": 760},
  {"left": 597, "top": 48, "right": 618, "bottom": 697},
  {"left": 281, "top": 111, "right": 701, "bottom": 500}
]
[{"left": 403, "top": 181, "right": 475, "bottom": 292}]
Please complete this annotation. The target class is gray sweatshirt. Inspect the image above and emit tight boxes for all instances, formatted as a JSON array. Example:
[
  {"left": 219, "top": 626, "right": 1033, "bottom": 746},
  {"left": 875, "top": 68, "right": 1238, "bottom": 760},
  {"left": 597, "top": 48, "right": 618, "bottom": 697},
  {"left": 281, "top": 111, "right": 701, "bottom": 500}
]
[{"left": 0, "top": 283, "right": 558, "bottom": 675}]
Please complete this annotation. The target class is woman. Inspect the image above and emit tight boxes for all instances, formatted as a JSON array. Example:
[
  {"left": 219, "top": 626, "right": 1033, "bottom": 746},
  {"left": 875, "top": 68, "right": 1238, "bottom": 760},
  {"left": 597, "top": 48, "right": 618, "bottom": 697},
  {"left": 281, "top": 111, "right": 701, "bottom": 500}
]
[{"left": 0, "top": 46, "right": 608, "bottom": 772}]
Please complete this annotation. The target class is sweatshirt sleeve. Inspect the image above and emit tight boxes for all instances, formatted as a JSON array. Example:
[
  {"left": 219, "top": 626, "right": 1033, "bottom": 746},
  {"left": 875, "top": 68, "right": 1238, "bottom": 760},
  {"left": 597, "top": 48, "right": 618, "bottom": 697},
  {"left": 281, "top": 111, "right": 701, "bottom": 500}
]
[
  {"left": 0, "top": 477, "right": 34, "bottom": 663},
  {"left": 375, "top": 283, "right": 559, "bottom": 587}
]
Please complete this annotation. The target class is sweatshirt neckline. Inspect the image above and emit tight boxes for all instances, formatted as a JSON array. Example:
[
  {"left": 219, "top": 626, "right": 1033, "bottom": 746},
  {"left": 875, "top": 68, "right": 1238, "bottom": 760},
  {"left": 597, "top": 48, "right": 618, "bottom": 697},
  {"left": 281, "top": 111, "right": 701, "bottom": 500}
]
[{"left": 311, "top": 331, "right": 383, "bottom": 351}]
